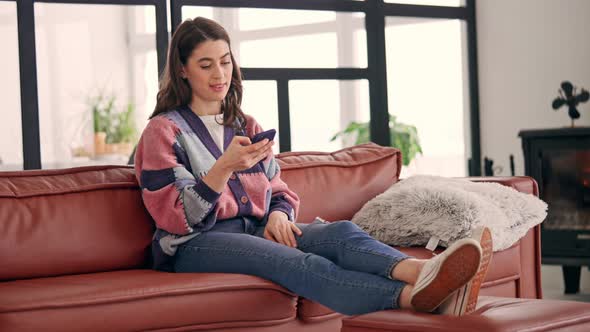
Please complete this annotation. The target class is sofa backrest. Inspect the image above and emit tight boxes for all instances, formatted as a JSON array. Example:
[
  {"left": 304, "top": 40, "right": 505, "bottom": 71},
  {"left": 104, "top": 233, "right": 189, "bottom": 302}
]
[
  {"left": 277, "top": 143, "right": 402, "bottom": 223},
  {"left": 0, "top": 143, "right": 401, "bottom": 280},
  {"left": 0, "top": 166, "right": 153, "bottom": 281}
]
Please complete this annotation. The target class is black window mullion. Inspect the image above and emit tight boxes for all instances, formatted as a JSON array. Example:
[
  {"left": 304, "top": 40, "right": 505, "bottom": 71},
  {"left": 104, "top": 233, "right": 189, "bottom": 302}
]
[
  {"left": 383, "top": 3, "right": 467, "bottom": 19},
  {"left": 276, "top": 79, "right": 291, "bottom": 153},
  {"left": 241, "top": 68, "right": 368, "bottom": 81},
  {"left": 17, "top": 0, "right": 41, "bottom": 170},
  {"left": 366, "top": 0, "right": 390, "bottom": 147},
  {"left": 466, "top": 0, "right": 481, "bottom": 175},
  {"left": 155, "top": 0, "right": 169, "bottom": 79},
  {"left": 171, "top": 0, "right": 182, "bottom": 34},
  {"left": 175, "top": 0, "right": 366, "bottom": 12}
]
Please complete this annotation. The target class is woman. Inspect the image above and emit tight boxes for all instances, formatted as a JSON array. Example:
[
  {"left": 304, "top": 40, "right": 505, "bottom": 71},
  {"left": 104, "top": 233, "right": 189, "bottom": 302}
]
[{"left": 134, "top": 16, "right": 492, "bottom": 316}]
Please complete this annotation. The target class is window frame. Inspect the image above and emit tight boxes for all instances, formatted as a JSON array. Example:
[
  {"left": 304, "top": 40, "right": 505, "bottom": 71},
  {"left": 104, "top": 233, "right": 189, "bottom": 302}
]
[
  {"left": 171, "top": 0, "right": 481, "bottom": 175},
  {"left": 8, "top": 0, "right": 168, "bottom": 170},
  {"left": 7, "top": 0, "right": 481, "bottom": 175}
]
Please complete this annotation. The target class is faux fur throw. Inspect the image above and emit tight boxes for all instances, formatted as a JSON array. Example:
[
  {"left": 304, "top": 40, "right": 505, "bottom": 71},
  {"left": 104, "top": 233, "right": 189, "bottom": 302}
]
[{"left": 351, "top": 175, "right": 547, "bottom": 251}]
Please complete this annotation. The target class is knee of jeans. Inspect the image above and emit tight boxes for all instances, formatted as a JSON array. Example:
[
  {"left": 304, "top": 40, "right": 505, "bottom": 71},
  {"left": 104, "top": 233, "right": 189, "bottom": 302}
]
[{"left": 329, "top": 220, "right": 361, "bottom": 233}]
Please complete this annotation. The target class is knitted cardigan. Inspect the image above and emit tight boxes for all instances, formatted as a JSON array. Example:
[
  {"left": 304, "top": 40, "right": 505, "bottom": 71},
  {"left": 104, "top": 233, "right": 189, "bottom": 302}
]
[{"left": 134, "top": 105, "right": 300, "bottom": 271}]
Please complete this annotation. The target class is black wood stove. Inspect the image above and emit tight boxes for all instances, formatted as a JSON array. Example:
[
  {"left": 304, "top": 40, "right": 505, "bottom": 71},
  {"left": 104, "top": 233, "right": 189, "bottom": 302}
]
[{"left": 520, "top": 127, "right": 590, "bottom": 294}]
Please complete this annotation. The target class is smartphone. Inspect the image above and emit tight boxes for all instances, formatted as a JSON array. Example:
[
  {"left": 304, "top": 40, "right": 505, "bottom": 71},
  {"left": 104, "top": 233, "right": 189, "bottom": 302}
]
[{"left": 251, "top": 129, "right": 276, "bottom": 144}]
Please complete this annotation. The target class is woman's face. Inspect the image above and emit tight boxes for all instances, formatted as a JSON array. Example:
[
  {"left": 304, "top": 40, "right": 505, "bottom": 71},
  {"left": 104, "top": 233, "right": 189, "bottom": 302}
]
[{"left": 182, "top": 39, "right": 233, "bottom": 103}]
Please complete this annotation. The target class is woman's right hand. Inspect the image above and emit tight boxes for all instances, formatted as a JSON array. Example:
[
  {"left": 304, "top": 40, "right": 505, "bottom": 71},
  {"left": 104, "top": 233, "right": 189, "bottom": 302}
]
[{"left": 217, "top": 135, "right": 274, "bottom": 172}]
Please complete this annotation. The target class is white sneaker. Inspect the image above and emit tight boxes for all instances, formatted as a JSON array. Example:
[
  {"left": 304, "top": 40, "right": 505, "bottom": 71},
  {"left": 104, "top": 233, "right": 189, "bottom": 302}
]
[
  {"left": 410, "top": 238, "right": 482, "bottom": 313},
  {"left": 437, "top": 226, "right": 493, "bottom": 316}
]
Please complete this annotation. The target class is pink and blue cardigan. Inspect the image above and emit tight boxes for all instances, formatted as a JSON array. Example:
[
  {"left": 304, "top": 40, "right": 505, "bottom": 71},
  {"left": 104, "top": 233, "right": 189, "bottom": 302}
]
[{"left": 134, "top": 105, "right": 300, "bottom": 271}]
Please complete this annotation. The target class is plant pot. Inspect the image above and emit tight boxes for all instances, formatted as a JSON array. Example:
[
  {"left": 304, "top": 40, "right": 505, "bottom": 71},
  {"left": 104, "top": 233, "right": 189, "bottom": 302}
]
[
  {"left": 94, "top": 132, "right": 107, "bottom": 155},
  {"left": 117, "top": 142, "right": 133, "bottom": 155},
  {"left": 104, "top": 143, "right": 116, "bottom": 154}
]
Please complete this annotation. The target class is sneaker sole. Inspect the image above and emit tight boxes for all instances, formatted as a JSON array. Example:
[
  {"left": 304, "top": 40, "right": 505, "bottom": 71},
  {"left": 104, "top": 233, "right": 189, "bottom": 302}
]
[
  {"left": 410, "top": 242, "right": 481, "bottom": 312},
  {"left": 436, "top": 281, "right": 468, "bottom": 315},
  {"left": 464, "top": 227, "right": 493, "bottom": 314}
]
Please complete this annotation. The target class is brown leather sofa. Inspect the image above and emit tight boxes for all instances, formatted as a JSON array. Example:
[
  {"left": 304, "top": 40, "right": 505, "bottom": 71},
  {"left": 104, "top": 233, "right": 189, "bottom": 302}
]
[{"left": 0, "top": 143, "right": 542, "bottom": 331}]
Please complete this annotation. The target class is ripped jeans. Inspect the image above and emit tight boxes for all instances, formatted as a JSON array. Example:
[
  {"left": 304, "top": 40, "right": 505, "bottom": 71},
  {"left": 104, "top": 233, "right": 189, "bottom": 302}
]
[{"left": 173, "top": 216, "right": 411, "bottom": 315}]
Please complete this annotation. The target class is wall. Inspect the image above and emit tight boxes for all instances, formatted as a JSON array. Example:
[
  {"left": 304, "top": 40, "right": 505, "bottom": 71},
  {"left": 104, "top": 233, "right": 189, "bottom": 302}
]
[{"left": 477, "top": 0, "right": 590, "bottom": 176}]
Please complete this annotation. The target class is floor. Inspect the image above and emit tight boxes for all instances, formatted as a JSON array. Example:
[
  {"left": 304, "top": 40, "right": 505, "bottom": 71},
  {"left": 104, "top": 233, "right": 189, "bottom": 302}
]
[{"left": 541, "top": 264, "right": 590, "bottom": 302}]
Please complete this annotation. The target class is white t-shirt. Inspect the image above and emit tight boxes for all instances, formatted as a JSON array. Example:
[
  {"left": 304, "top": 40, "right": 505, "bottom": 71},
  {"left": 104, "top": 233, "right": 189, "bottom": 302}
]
[{"left": 199, "top": 114, "right": 225, "bottom": 152}]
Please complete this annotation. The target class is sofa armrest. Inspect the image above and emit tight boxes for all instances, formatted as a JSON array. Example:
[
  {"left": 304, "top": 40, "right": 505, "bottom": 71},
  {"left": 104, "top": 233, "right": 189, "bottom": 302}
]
[
  {"left": 460, "top": 176, "right": 543, "bottom": 299},
  {"left": 462, "top": 176, "right": 539, "bottom": 196}
]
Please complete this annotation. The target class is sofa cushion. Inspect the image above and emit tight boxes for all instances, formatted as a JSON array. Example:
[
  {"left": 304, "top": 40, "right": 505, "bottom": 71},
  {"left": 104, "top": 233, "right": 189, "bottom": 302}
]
[
  {"left": 277, "top": 143, "right": 401, "bottom": 223},
  {"left": 0, "top": 166, "right": 153, "bottom": 281},
  {"left": 297, "top": 298, "right": 343, "bottom": 323},
  {"left": 341, "top": 296, "right": 590, "bottom": 332},
  {"left": 0, "top": 270, "right": 297, "bottom": 331}
]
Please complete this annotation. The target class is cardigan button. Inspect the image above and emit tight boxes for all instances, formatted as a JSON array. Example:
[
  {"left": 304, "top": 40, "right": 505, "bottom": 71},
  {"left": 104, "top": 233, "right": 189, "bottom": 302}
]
[
  {"left": 230, "top": 174, "right": 236, "bottom": 180},
  {"left": 240, "top": 196, "right": 248, "bottom": 204}
]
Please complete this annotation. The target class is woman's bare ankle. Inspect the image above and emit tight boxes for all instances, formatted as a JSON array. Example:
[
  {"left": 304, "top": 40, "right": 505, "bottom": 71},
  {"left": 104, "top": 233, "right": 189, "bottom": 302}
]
[
  {"left": 398, "top": 285, "right": 414, "bottom": 310},
  {"left": 391, "top": 258, "right": 427, "bottom": 285}
]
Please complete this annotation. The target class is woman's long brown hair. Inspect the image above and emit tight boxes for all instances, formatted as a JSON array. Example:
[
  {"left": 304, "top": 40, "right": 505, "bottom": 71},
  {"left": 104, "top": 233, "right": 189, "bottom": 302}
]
[{"left": 150, "top": 17, "right": 246, "bottom": 131}]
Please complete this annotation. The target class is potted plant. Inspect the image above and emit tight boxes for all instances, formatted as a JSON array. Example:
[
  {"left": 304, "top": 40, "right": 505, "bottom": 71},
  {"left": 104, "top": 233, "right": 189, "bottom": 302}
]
[
  {"left": 90, "top": 92, "right": 137, "bottom": 157},
  {"left": 330, "top": 114, "right": 422, "bottom": 166},
  {"left": 91, "top": 93, "right": 116, "bottom": 156},
  {"left": 111, "top": 102, "right": 137, "bottom": 155}
]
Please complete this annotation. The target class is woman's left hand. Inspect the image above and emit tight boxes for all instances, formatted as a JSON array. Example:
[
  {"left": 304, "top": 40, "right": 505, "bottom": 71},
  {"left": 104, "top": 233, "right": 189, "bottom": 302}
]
[{"left": 264, "top": 211, "right": 302, "bottom": 248}]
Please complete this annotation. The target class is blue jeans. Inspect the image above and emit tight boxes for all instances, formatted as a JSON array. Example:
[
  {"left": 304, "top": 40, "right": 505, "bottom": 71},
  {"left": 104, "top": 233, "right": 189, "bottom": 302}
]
[{"left": 173, "top": 216, "right": 411, "bottom": 315}]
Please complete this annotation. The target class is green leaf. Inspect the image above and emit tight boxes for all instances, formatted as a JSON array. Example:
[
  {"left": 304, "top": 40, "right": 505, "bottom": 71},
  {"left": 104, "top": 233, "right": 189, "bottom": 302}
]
[
  {"left": 90, "top": 92, "right": 138, "bottom": 145},
  {"left": 332, "top": 113, "right": 423, "bottom": 166}
]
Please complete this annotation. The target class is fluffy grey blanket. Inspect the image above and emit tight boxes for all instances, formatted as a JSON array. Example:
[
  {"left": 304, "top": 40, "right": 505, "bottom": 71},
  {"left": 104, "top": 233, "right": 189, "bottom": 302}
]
[{"left": 351, "top": 175, "right": 547, "bottom": 251}]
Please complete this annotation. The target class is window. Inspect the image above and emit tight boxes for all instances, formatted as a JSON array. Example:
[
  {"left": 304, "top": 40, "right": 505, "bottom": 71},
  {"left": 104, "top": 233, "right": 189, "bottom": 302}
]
[
  {"left": 178, "top": 5, "right": 370, "bottom": 154},
  {"left": 0, "top": 1, "right": 23, "bottom": 171},
  {"left": 182, "top": 7, "right": 367, "bottom": 68},
  {"left": 290, "top": 80, "right": 370, "bottom": 152},
  {"left": 9, "top": 1, "right": 479, "bottom": 174},
  {"left": 385, "top": 17, "right": 469, "bottom": 177},
  {"left": 241, "top": 81, "right": 280, "bottom": 155},
  {"left": 34, "top": 3, "right": 158, "bottom": 169}
]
